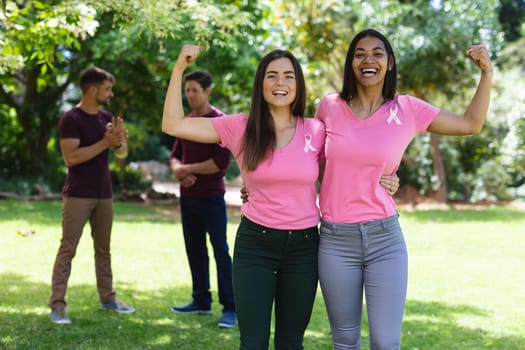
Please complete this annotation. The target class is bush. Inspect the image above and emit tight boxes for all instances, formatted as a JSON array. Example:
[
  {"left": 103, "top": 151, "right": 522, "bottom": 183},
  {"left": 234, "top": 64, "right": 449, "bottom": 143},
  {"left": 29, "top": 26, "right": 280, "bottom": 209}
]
[{"left": 471, "top": 160, "right": 512, "bottom": 202}]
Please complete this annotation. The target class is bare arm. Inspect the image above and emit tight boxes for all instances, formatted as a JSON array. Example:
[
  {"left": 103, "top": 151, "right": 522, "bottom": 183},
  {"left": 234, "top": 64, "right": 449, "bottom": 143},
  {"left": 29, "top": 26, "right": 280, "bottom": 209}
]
[
  {"left": 428, "top": 44, "right": 493, "bottom": 135},
  {"left": 183, "top": 158, "right": 221, "bottom": 175},
  {"left": 170, "top": 157, "right": 220, "bottom": 176},
  {"left": 162, "top": 45, "right": 220, "bottom": 143},
  {"left": 169, "top": 157, "right": 197, "bottom": 188}
]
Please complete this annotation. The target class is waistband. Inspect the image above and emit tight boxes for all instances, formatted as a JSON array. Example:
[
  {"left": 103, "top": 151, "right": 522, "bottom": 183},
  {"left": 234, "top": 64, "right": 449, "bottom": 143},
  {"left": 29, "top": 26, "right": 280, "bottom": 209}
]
[
  {"left": 241, "top": 215, "right": 317, "bottom": 234},
  {"left": 321, "top": 212, "right": 399, "bottom": 231}
]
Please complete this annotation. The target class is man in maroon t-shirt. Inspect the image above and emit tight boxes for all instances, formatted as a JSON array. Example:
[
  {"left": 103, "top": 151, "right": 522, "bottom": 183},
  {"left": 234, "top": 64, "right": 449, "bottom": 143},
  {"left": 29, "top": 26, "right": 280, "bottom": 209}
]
[
  {"left": 48, "top": 66, "right": 134, "bottom": 324},
  {"left": 169, "top": 70, "right": 236, "bottom": 328}
]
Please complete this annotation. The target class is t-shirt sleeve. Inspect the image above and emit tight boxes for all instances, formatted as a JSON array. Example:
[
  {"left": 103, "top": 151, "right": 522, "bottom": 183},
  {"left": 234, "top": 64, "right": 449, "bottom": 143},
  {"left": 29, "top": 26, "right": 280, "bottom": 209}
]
[
  {"left": 314, "top": 96, "right": 328, "bottom": 123},
  {"left": 406, "top": 95, "right": 440, "bottom": 133},
  {"left": 209, "top": 113, "right": 247, "bottom": 154},
  {"left": 59, "top": 113, "right": 80, "bottom": 139},
  {"left": 211, "top": 144, "right": 232, "bottom": 170},
  {"left": 170, "top": 138, "right": 183, "bottom": 161}
]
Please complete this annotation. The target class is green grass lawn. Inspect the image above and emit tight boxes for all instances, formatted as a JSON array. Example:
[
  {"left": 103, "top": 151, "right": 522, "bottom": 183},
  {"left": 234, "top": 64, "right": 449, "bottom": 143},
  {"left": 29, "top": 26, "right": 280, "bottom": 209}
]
[{"left": 0, "top": 200, "right": 524, "bottom": 349}]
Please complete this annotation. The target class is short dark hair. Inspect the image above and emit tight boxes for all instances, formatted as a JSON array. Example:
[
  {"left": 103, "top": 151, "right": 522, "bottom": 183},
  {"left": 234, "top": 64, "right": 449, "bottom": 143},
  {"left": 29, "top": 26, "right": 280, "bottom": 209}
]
[
  {"left": 79, "top": 66, "right": 115, "bottom": 93},
  {"left": 339, "top": 28, "right": 397, "bottom": 102},
  {"left": 184, "top": 70, "right": 212, "bottom": 90}
]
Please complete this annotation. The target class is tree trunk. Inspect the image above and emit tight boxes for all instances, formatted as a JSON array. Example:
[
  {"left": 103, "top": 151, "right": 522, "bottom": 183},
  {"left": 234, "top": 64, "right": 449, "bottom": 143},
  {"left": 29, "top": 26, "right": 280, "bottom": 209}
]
[
  {"left": 428, "top": 133, "right": 448, "bottom": 203},
  {"left": 14, "top": 67, "right": 69, "bottom": 174}
]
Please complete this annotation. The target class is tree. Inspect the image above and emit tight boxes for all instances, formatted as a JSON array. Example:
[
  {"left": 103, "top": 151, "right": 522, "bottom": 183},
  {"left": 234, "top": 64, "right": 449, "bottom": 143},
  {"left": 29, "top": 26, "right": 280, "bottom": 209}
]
[
  {"left": 392, "top": 0, "right": 502, "bottom": 202},
  {"left": 269, "top": 0, "right": 502, "bottom": 202},
  {"left": 0, "top": 0, "right": 99, "bottom": 181},
  {"left": 0, "top": 0, "right": 252, "bottom": 183},
  {"left": 498, "top": 0, "right": 525, "bottom": 42}
]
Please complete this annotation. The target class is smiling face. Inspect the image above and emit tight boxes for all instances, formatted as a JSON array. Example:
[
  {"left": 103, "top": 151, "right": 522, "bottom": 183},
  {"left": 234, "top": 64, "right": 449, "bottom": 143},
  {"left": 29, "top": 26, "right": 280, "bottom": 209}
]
[
  {"left": 352, "top": 35, "right": 392, "bottom": 89},
  {"left": 94, "top": 80, "right": 114, "bottom": 106},
  {"left": 262, "top": 57, "right": 297, "bottom": 108}
]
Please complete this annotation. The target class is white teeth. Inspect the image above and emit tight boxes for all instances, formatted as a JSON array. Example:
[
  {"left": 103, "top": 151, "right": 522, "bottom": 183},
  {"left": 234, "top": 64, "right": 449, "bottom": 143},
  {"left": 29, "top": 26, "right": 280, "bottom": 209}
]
[
  {"left": 362, "top": 68, "right": 377, "bottom": 74},
  {"left": 273, "top": 90, "right": 288, "bottom": 96}
]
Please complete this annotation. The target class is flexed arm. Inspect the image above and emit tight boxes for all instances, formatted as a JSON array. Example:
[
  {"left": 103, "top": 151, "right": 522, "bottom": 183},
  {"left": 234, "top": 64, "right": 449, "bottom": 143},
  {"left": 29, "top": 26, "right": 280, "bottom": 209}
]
[
  {"left": 162, "top": 45, "right": 220, "bottom": 143},
  {"left": 428, "top": 44, "right": 493, "bottom": 136}
]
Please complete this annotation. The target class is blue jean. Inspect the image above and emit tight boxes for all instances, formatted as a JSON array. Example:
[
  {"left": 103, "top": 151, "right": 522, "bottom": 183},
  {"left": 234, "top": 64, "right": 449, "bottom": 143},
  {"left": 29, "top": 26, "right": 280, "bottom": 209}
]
[
  {"left": 180, "top": 194, "right": 235, "bottom": 312},
  {"left": 318, "top": 214, "right": 407, "bottom": 350}
]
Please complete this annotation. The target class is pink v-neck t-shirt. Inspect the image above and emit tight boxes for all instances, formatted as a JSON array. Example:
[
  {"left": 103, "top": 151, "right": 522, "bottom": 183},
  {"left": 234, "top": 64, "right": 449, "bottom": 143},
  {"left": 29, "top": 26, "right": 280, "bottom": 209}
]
[
  {"left": 316, "top": 93, "right": 440, "bottom": 223},
  {"left": 211, "top": 114, "right": 325, "bottom": 229}
]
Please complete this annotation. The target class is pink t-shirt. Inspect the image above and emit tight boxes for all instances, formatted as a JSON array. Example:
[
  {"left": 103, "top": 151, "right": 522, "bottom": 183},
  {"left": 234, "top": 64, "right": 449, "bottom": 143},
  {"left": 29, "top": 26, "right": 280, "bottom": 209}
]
[
  {"left": 211, "top": 113, "right": 325, "bottom": 229},
  {"left": 316, "top": 93, "right": 440, "bottom": 223}
]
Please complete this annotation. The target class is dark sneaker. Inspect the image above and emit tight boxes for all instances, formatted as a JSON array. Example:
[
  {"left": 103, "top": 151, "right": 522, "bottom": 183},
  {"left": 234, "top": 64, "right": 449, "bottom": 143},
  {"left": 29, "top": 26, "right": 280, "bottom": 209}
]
[
  {"left": 171, "top": 302, "right": 212, "bottom": 315},
  {"left": 49, "top": 307, "right": 72, "bottom": 324},
  {"left": 217, "top": 311, "right": 237, "bottom": 328},
  {"left": 100, "top": 300, "right": 135, "bottom": 314}
]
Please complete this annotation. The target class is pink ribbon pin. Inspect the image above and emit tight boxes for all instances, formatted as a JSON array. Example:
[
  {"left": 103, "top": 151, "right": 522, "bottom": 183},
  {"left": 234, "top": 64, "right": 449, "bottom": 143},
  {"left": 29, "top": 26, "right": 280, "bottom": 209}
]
[{"left": 386, "top": 106, "right": 401, "bottom": 125}]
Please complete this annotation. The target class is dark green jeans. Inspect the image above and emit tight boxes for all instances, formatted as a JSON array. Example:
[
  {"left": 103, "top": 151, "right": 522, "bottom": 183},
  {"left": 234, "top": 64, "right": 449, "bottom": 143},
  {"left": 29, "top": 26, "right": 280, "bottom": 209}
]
[{"left": 233, "top": 216, "right": 319, "bottom": 350}]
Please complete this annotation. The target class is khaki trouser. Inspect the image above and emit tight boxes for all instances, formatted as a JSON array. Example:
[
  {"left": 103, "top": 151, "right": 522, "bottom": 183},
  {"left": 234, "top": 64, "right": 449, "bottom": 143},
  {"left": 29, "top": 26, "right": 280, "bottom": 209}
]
[{"left": 49, "top": 197, "right": 116, "bottom": 308}]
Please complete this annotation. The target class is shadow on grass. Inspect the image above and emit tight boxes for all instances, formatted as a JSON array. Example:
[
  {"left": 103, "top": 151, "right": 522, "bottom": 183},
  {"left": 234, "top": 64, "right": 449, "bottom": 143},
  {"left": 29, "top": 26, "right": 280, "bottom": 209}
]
[
  {"left": 1, "top": 273, "right": 523, "bottom": 350},
  {"left": 0, "top": 273, "right": 238, "bottom": 350},
  {"left": 0, "top": 200, "right": 63, "bottom": 225},
  {"left": 306, "top": 293, "right": 524, "bottom": 350},
  {"left": 401, "top": 301, "right": 524, "bottom": 349},
  {"left": 400, "top": 207, "right": 525, "bottom": 223},
  {"left": 0, "top": 200, "right": 183, "bottom": 226}
]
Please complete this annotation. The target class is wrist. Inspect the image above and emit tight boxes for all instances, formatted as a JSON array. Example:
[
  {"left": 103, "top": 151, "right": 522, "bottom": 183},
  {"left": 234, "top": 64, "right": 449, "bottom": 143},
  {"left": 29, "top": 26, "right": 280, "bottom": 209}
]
[{"left": 115, "top": 141, "right": 127, "bottom": 149}]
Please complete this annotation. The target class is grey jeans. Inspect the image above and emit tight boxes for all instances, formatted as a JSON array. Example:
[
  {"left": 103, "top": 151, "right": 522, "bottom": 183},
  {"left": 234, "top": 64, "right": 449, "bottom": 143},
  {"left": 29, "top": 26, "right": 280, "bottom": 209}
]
[{"left": 318, "top": 214, "right": 407, "bottom": 350}]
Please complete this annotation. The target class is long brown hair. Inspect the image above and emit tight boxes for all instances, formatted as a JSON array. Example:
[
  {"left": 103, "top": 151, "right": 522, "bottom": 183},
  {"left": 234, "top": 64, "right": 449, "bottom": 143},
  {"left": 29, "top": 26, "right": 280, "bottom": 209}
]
[{"left": 242, "top": 50, "right": 306, "bottom": 171}]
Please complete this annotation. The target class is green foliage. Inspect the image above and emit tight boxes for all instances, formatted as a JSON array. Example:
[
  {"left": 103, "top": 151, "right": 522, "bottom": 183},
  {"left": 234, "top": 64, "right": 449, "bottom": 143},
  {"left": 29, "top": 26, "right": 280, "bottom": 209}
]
[
  {"left": 0, "top": 1, "right": 98, "bottom": 74},
  {"left": 89, "top": 0, "right": 251, "bottom": 49},
  {"left": 225, "top": 160, "right": 241, "bottom": 181},
  {"left": 0, "top": 1, "right": 99, "bottom": 176},
  {"left": 392, "top": 0, "right": 502, "bottom": 98},
  {"left": 512, "top": 117, "right": 525, "bottom": 177},
  {"left": 0, "top": 0, "right": 523, "bottom": 203},
  {"left": 112, "top": 164, "right": 152, "bottom": 194},
  {"left": 0, "top": 0, "right": 258, "bottom": 186},
  {"left": 397, "top": 133, "right": 435, "bottom": 194},
  {"left": 470, "top": 159, "right": 513, "bottom": 202},
  {"left": 498, "top": 0, "right": 525, "bottom": 42},
  {"left": 128, "top": 133, "right": 171, "bottom": 163}
]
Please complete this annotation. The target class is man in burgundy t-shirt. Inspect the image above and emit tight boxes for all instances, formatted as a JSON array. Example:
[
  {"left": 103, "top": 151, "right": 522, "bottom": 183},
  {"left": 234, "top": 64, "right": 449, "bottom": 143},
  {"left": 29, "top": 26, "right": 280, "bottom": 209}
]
[
  {"left": 169, "top": 70, "right": 236, "bottom": 329},
  {"left": 48, "top": 66, "right": 134, "bottom": 324}
]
